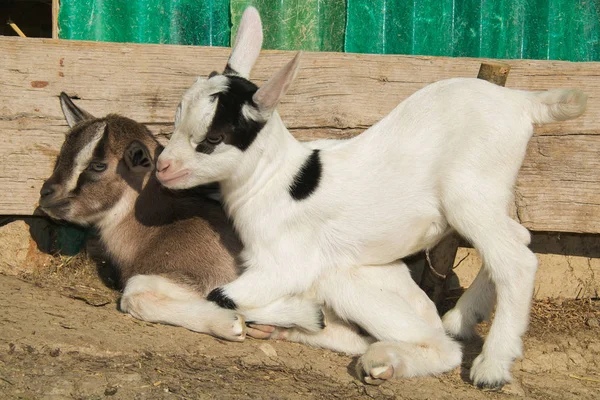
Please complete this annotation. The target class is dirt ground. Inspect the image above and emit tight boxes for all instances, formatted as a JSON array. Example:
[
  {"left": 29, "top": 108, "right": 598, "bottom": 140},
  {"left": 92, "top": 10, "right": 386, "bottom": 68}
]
[{"left": 1, "top": 256, "right": 599, "bottom": 400}]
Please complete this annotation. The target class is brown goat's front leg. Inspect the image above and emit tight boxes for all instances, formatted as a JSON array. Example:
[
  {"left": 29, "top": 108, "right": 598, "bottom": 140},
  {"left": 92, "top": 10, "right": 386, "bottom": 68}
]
[{"left": 120, "top": 274, "right": 246, "bottom": 341}]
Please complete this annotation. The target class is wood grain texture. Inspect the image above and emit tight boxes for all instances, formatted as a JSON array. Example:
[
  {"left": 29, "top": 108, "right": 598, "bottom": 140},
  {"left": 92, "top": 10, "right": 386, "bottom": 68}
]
[{"left": 1, "top": 37, "right": 599, "bottom": 233}]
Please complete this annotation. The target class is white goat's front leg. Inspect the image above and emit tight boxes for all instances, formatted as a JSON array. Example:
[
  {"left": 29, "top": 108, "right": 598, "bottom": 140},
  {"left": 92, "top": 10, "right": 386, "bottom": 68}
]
[
  {"left": 247, "top": 308, "right": 375, "bottom": 355},
  {"left": 242, "top": 295, "right": 326, "bottom": 333},
  {"left": 120, "top": 275, "right": 246, "bottom": 341},
  {"left": 316, "top": 264, "right": 462, "bottom": 383},
  {"left": 206, "top": 255, "right": 324, "bottom": 331}
]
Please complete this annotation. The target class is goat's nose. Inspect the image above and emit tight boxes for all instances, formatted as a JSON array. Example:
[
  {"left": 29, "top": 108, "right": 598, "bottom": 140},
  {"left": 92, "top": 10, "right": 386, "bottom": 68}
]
[
  {"left": 156, "top": 158, "right": 171, "bottom": 173},
  {"left": 40, "top": 182, "right": 55, "bottom": 198}
]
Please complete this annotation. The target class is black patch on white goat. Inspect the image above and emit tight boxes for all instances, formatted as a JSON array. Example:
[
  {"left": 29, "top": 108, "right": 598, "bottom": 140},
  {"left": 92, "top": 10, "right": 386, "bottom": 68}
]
[
  {"left": 289, "top": 150, "right": 322, "bottom": 200},
  {"left": 207, "top": 287, "right": 237, "bottom": 310},
  {"left": 223, "top": 63, "right": 237, "bottom": 76},
  {"left": 198, "top": 76, "right": 265, "bottom": 153}
]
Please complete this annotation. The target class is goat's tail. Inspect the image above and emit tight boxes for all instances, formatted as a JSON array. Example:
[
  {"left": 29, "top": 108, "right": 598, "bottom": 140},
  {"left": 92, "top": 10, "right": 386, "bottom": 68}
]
[{"left": 529, "top": 88, "right": 587, "bottom": 124}]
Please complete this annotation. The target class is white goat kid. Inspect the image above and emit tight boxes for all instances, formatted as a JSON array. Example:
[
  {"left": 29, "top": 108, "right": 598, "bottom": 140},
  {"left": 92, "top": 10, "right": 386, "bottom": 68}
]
[
  {"left": 159, "top": 8, "right": 462, "bottom": 383},
  {"left": 158, "top": 7, "right": 587, "bottom": 387}
]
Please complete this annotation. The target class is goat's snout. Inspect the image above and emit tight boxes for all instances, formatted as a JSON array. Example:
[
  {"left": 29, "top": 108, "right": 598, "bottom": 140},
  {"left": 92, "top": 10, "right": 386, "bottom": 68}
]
[
  {"left": 40, "top": 181, "right": 56, "bottom": 198},
  {"left": 156, "top": 155, "right": 190, "bottom": 187},
  {"left": 156, "top": 157, "right": 171, "bottom": 173}
]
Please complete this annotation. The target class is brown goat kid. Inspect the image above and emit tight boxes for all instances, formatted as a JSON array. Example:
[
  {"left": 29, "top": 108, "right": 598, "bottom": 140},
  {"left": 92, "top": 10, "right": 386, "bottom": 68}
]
[{"left": 38, "top": 93, "right": 323, "bottom": 341}]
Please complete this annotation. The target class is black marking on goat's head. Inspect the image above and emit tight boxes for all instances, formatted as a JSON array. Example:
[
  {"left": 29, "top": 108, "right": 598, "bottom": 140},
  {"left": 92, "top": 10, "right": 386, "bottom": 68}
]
[
  {"left": 289, "top": 150, "right": 322, "bottom": 200},
  {"left": 206, "top": 287, "right": 237, "bottom": 310},
  {"left": 223, "top": 63, "right": 237, "bottom": 76},
  {"left": 198, "top": 75, "right": 266, "bottom": 153}
]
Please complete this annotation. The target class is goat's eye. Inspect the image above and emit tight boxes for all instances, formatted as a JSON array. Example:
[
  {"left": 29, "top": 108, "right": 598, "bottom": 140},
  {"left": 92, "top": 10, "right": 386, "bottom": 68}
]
[
  {"left": 88, "top": 162, "right": 107, "bottom": 172},
  {"left": 206, "top": 135, "right": 223, "bottom": 145}
]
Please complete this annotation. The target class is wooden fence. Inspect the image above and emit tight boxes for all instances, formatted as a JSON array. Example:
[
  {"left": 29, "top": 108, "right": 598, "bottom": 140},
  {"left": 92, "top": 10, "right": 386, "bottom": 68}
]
[{"left": 1, "top": 37, "right": 599, "bottom": 235}]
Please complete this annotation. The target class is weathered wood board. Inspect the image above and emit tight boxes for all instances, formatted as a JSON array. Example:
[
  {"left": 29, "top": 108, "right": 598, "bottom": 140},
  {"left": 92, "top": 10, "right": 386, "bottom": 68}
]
[{"left": 1, "top": 37, "right": 599, "bottom": 233}]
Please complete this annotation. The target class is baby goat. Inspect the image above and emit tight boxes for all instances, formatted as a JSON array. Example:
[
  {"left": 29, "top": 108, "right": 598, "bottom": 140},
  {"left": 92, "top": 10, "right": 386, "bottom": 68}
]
[
  {"left": 157, "top": 7, "right": 587, "bottom": 387},
  {"left": 39, "top": 93, "right": 326, "bottom": 341}
]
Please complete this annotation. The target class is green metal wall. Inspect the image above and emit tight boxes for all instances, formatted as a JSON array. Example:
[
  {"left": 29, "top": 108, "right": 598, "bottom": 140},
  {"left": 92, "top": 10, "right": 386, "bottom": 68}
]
[
  {"left": 59, "top": 0, "right": 599, "bottom": 61},
  {"left": 230, "top": 0, "right": 345, "bottom": 51},
  {"left": 345, "top": 0, "right": 600, "bottom": 61},
  {"left": 58, "top": 0, "right": 230, "bottom": 46}
]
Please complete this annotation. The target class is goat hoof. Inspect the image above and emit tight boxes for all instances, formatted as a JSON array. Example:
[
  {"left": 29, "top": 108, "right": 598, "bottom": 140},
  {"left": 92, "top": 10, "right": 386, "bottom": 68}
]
[
  {"left": 212, "top": 313, "right": 247, "bottom": 342},
  {"left": 470, "top": 354, "right": 511, "bottom": 389},
  {"left": 246, "top": 323, "right": 276, "bottom": 339},
  {"left": 362, "top": 365, "right": 394, "bottom": 386},
  {"left": 246, "top": 324, "right": 290, "bottom": 340},
  {"left": 357, "top": 344, "right": 399, "bottom": 386}
]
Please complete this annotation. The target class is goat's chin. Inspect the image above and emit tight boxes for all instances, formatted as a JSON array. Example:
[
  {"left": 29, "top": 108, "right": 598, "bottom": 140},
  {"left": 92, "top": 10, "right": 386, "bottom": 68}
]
[
  {"left": 160, "top": 172, "right": 211, "bottom": 190},
  {"left": 39, "top": 206, "right": 68, "bottom": 222}
]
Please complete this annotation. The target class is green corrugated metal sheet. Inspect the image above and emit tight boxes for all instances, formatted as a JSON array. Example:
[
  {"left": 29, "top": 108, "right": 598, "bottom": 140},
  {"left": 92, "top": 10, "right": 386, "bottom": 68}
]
[
  {"left": 59, "top": 0, "right": 599, "bottom": 61},
  {"left": 58, "top": 0, "right": 230, "bottom": 46},
  {"left": 230, "top": 0, "right": 345, "bottom": 51},
  {"left": 345, "top": 0, "right": 599, "bottom": 61}
]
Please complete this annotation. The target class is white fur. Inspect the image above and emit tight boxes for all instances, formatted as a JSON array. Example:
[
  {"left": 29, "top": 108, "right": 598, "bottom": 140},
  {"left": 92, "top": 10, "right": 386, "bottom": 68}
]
[
  {"left": 158, "top": 9, "right": 586, "bottom": 387},
  {"left": 227, "top": 7, "right": 263, "bottom": 78},
  {"left": 64, "top": 122, "right": 105, "bottom": 193},
  {"left": 121, "top": 275, "right": 246, "bottom": 341}
]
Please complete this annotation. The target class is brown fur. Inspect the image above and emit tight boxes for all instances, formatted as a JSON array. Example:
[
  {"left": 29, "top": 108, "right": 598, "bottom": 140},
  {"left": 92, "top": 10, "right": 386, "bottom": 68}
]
[{"left": 40, "top": 110, "right": 241, "bottom": 295}]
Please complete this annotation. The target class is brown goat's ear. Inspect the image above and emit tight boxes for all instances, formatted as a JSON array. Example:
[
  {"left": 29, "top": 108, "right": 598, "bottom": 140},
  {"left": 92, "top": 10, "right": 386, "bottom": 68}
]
[
  {"left": 59, "top": 92, "right": 95, "bottom": 128},
  {"left": 124, "top": 141, "right": 153, "bottom": 173}
]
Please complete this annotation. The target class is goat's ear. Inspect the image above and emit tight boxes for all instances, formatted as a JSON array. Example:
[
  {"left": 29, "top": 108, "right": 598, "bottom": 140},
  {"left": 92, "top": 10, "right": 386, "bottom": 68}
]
[
  {"left": 124, "top": 140, "right": 153, "bottom": 173},
  {"left": 252, "top": 52, "right": 301, "bottom": 113},
  {"left": 225, "top": 6, "right": 263, "bottom": 78},
  {"left": 59, "top": 92, "right": 94, "bottom": 128}
]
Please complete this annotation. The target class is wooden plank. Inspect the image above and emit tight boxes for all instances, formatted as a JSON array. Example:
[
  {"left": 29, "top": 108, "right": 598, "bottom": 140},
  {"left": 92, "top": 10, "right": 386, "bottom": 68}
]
[
  {"left": 52, "top": 0, "right": 59, "bottom": 40},
  {"left": 516, "top": 135, "right": 600, "bottom": 233},
  {"left": 1, "top": 37, "right": 599, "bottom": 234}
]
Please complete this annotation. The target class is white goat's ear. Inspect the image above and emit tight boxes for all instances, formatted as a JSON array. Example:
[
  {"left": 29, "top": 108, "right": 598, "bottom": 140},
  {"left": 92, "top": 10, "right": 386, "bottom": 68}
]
[
  {"left": 225, "top": 6, "right": 263, "bottom": 78},
  {"left": 124, "top": 140, "right": 154, "bottom": 173},
  {"left": 252, "top": 52, "right": 301, "bottom": 113},
  {"left": 59, "top": 92, "right": 95, "bottom": 128}
]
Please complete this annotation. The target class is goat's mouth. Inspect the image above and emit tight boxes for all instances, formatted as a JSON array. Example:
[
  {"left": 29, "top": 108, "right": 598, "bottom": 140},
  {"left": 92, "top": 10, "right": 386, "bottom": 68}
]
[
  {"left": 156, "top": 169, "right": 190, "bottom": 187},
  {"left": 38, "top": 200, "right": 71, "bottom": 220}
]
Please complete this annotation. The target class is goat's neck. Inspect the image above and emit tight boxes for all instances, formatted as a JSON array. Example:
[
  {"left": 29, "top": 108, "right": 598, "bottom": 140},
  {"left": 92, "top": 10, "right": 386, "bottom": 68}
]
[
  {"left": 221, "top": 111, "right": 310, "bottom": 218},
  {"left": 96, "top": 175, "right": 158, "bottom": 268}
]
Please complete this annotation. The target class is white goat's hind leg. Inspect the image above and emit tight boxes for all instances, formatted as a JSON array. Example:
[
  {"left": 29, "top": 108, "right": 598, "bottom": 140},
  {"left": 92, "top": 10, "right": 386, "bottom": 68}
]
[
  {"left": 317, "top": 265, "right": 462, "bottom": 383},
  {"left": 442, "top": 219, "right": 529, "bottom": 340},
  {"left": 317, "top": 265, "right": 445, "bottom": 342},
  {"left": 120, "top": 275, "right": 246, "bottom": 341},
  {"left": 443, "top": 267, "right": 496, "bottom": 340},
  {"left": 358, "top": 333, "right": 463, "bottom": 385},
  {"left": 446, "top": 203, "right": 537, "bottom": 388}
]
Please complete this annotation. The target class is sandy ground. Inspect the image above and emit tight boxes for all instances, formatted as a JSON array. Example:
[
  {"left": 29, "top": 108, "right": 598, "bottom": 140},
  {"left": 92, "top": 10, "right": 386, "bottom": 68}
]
[{"left": 0, "top": 256, "right": 599, "bottom": 400}]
